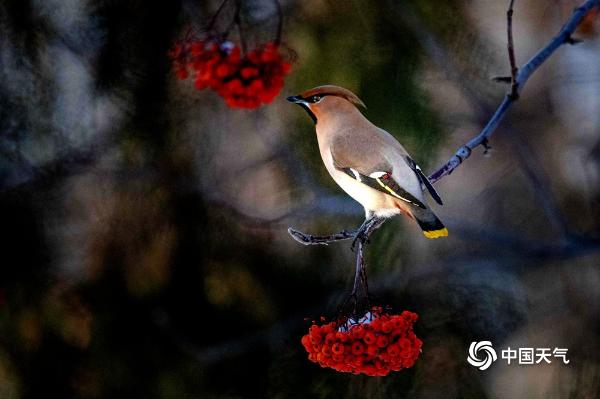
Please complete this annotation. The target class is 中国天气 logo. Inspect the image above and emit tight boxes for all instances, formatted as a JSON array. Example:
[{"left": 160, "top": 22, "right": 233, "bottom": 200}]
[{"left": 467, "top": 341, "right": 498, "bottom": 370}]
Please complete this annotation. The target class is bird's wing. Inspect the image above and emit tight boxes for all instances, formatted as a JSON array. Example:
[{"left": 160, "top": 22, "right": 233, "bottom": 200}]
[
  {"left": 404, "top": 156, "right": 443, "bottom": 206},
  {"left": 330, "top": 138, "right": 426, "bottom": 209}
]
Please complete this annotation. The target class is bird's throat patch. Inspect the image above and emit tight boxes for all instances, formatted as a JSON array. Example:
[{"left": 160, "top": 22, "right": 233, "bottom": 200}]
[{"left": 299, "top": 103, "right": 317, "bottom": 124}]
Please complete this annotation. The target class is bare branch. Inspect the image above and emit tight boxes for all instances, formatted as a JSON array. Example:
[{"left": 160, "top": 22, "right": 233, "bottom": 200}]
[
  {"left": 391, "top": 2, "right": 573, "bottom": 244},
  {"left": 506, "top": 0, "right": 519, "bottom": 99},
  {"left": 286, "top": 0, "right": 600, "bottom": 306},
  {"left": 491, "top": 76, "right": 513, "bottom": 84},
  {"left": 352, "top": 240, "right": 365, "bottom": 295},
  {"left": 287, "top": 227, "right": 356, "bottom": 245},
  {"left": 273, "top": 0, "right": 284, "bottom": 45},
  {"left": 159, "top": 233, "right": 600, "bottom": 366},
  {"left": 428, "top": 0, "right": 600, "bottom": 184},
  {"left": 205, "top": 0, "right": 231, "bottom": 34},
  {"left": 234, "top": 0, "right": 247, "bottom": 54}
]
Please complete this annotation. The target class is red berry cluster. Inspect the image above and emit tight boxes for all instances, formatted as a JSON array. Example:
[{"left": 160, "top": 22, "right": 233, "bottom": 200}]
[
  {"left": 301, "top": 308, "right": 422, "bottom": 376},
  {"left": 169, "top": 38, "right": 292, "bottom": 109}
]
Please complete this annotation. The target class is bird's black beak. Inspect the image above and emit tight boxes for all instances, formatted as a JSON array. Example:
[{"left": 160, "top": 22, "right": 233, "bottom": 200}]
[
  {"left": 286, "top": 95, "right": 304, "bottom": 104},
  {"left": 287, "top": 95, "right": 316, "bottom": 124}
]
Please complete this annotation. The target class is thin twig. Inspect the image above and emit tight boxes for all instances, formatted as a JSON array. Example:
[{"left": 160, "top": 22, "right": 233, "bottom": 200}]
[
  {"left": 351, "top": 240, "right": 364, "bottom": 295},
  {"left": 286, "top": 0, "right": 600, "bottom": 307},
  {"left": 507, "top": 0, "right": 519, "bottom": 99},
  {"left": 392, "top": 2, "right": 572, "bottom": 243},
  {"left": 158, "top": 233, "right": 600, "bottom": 366},
  {"left": 359, "top": 249, "right": 371, "bottom": 310},
  {"left": 234, "top": 1, "right": 247, "bottom": 54},
  {"left": 273, "top": 0, "right": 284, "bottom": 45},
  {"left": 287, "top": 227, "right": 356, "bottom": 245},
  {"left": 428, "top": 0, "right": 600, "bottom": 184},
  {"left": 206, "top": 0, "right": 230, "bottom": 34},
  {"left": 290, "top": 216, "right": 386, "bottom": 298}
]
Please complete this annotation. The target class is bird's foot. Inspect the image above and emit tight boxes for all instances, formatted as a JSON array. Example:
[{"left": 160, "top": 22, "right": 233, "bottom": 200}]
[
  {"left": 351, "top": 232, "right": 369, "bottom": 252},
  {"left": 351, "top": 216, "right": 387, "bottom": 251}
]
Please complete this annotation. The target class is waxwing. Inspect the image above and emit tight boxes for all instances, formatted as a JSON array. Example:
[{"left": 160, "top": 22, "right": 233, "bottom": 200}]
[{"left": 287, "top": 85, "right": 447, "bottom": 238}]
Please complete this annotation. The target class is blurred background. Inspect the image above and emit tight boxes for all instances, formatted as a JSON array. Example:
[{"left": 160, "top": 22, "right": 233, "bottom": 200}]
[{"left": 1, "top": 0, "right": 600, "bottom": 397}]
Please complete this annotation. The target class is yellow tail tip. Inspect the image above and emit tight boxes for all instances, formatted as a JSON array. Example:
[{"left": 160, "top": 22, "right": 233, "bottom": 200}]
[{"left": 423, "top": 228, "right": 448, "bottom": 239}]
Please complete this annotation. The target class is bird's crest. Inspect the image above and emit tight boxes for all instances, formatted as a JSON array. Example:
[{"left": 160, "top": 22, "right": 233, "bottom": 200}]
[{"left": 300, "top": 85, "right": 366, "bottom": 109}]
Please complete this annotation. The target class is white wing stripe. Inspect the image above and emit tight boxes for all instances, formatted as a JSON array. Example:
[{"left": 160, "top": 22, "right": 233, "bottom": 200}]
[{"left": 369, "top": 171, "right": 388, "bottom": 178}]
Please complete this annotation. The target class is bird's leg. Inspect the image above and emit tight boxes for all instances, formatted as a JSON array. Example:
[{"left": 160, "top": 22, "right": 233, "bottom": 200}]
[
  {"left": 351, "top": 216, "right": 386, "bottom": 251},
  {"left": 364, "top": 216, "right": 386, "bottom": 236},
  {"left": 350, "top": 217, "right": 375, "bottom": 251},
  {"left": 287, "top": 227, "right": 357, "bottom": 245}
]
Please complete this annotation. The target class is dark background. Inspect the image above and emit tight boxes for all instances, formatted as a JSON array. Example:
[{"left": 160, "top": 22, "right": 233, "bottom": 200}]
[{"left": 1, "top": 0, "right": 600, "bottom": 398}]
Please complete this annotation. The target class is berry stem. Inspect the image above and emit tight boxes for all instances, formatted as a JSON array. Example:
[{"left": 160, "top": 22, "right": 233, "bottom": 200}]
[
  {"left": 234, "top": 0, "right": 247, "bottom": 55},
  {"left": 206, "top": 0, "right": 230, "bottom": 34},
  {"left": 273, "top": 0, "right": 283, "bottom": 46}
]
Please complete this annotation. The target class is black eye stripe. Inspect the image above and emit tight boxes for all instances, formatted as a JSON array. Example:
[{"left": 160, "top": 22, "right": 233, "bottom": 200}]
[{"left": 303, "top": 94, "right": 329, "bottom": 103}]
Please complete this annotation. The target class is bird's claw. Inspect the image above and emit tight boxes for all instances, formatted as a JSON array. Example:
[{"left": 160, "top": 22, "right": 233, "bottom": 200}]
[{"left": 351, "top": 232, "right": 369, "bottom": 252}]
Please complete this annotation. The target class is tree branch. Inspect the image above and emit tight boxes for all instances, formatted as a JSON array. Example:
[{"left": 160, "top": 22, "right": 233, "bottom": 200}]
[
  {"left": 273, "top": 0, "right": 284, "bottom": 46},
  {"left": 428, "top": 0, "right": 600, "bottom": 184},
  {"left": 507, "top": 0, "right": 519, "bottom": 99},
  {"left": 287, "top": 0, "right": 600, "bottom": 304},
  {"left": 205, "top": 0, "right": 231, "bottom": 34},
  {"left": 287, "top": 227, "right": 356, "bottom": 245},
  {"left": 391, "top": 1, "right": 574, "bottom": 244}
]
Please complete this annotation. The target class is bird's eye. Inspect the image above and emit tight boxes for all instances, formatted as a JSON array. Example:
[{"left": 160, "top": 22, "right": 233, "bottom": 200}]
[{"left": 310, "top": 95, "right": 322, "bottom": 103}]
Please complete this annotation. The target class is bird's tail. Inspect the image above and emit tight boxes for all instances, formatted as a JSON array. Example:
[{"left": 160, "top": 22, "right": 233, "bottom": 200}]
[{"left": 412, "top": 208, "right": 448, "bottom": 239}]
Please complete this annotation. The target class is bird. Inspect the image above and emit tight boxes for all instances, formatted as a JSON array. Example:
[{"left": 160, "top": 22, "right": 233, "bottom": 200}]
[{"left": 287, "top": 85, "right": 448, "bottom": 239}]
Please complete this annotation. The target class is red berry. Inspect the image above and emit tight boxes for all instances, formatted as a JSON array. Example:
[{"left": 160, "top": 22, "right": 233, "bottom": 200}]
[
  {"left": 376, "top": 335, "right": 389, "bottom": 348},
  {"left": 386, "top": 344, "right": 400, "bottom": 357},
  {"left": 351, "top": 341, "right": 365, "bottom": 355},
  {"left": 366, "top": 345, "right": 378, "bottom": 356},
  {"left": 332, "top": 343, "right": 345, "bottom": 355},
  {"left": 215, "top": 64, "right": 231, "bottom": 78},
  {"left": 363, "top": 331, "right": 376, "bottom": 345},
  {"left": 241, "top": 67, "right": 259, "bottom": 79}
]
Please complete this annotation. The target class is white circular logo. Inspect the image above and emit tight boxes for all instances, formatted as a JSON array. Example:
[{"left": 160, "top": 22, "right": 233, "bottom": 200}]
[{"left": 467, "top": 341, "right": 497, "bottom": 370}]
